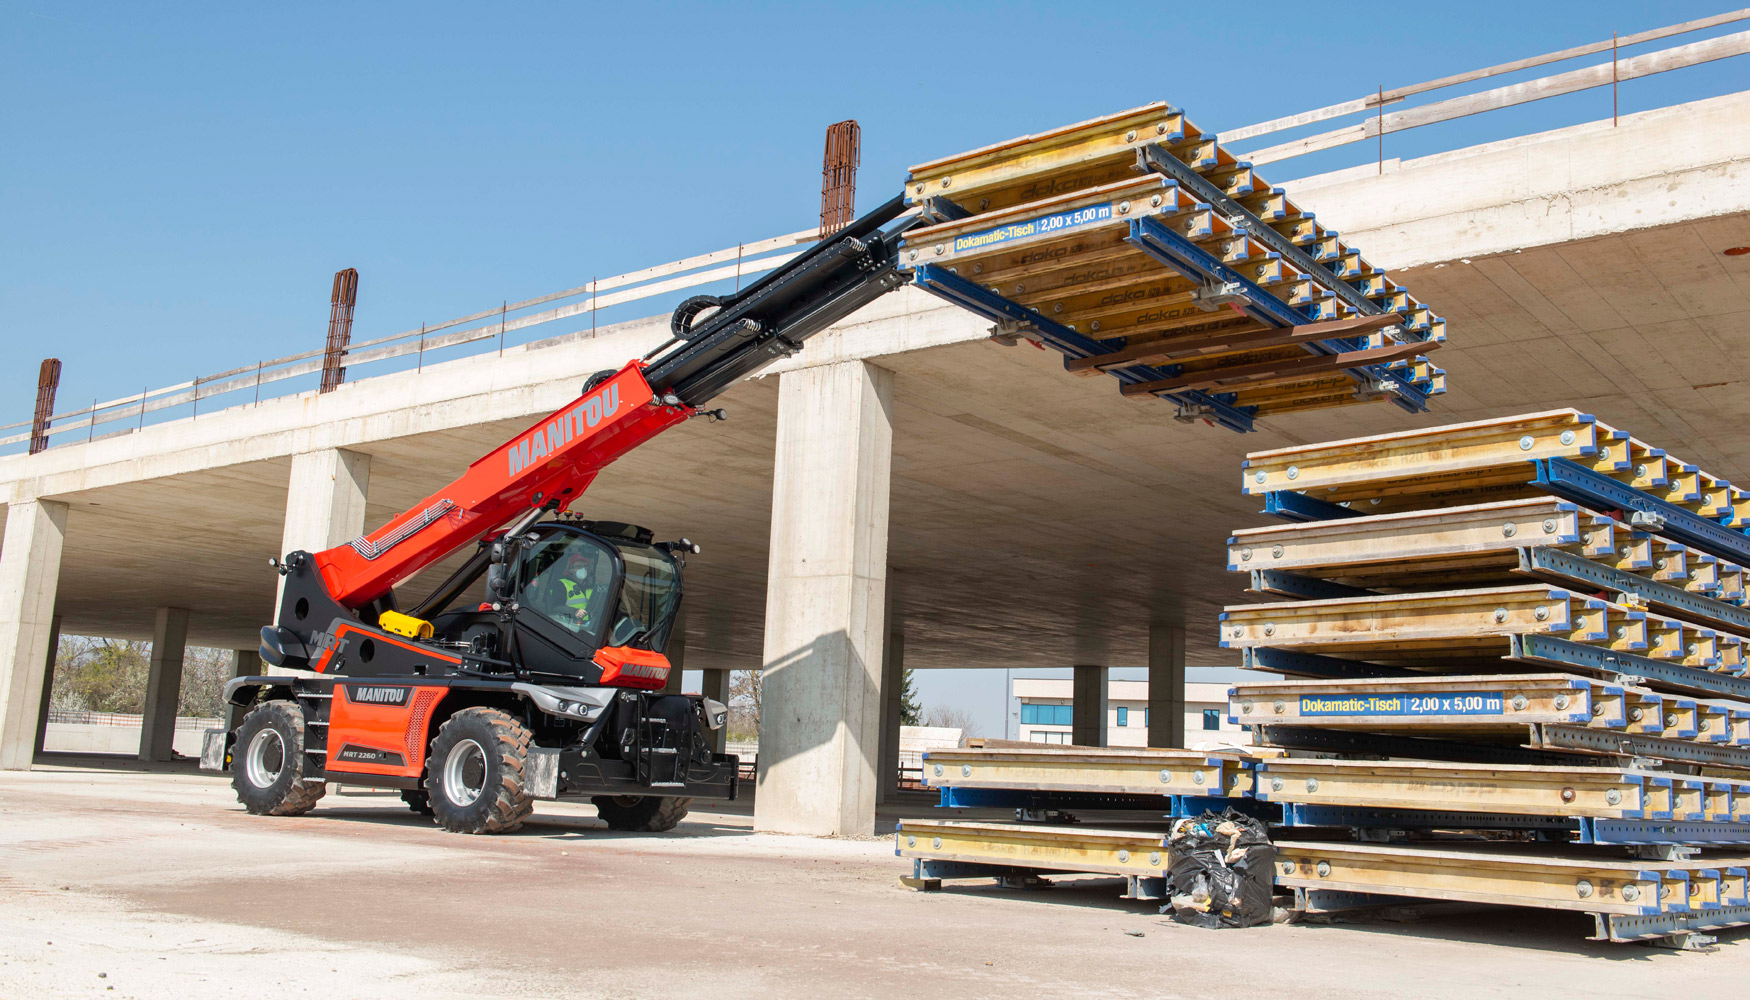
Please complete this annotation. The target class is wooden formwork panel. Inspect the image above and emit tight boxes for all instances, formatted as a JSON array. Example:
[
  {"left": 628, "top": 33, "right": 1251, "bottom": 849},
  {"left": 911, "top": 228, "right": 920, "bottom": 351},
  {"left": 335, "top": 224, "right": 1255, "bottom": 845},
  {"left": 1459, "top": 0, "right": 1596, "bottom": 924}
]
[
  {"left": 1229, "top": 498, "right": 1750, "bottom": 612},
  {"left": 1270, "top": 841, "right": 1745, "bottom": 916},
  {"left": 1220, "top": 585, "right": 1734, "bottom": 671},
  {"left": 921, "top": 747, "right": 1256, "bottom": 797},
  {"left": 897, "top": 100, "right": 1446, "bottom": 418},
  {"left": 1230, "top": 672, "right": 1734, "bottom": 747},
  {"left": 1241, "top": 408, "right": 1747, "bottom": 521},
  {"left": 895, "top": 820, "right": 1172, "bottom": 879},
  {"left": 1253, "top": 758, "right": 1750, "bottom": 822}
]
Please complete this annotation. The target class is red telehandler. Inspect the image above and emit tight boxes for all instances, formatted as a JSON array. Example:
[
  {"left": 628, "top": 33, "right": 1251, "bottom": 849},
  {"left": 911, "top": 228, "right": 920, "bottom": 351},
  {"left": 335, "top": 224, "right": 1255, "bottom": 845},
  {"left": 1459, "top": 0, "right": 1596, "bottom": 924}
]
[{"left": 201, "top": 198, "right": 918, "bottom": 834}]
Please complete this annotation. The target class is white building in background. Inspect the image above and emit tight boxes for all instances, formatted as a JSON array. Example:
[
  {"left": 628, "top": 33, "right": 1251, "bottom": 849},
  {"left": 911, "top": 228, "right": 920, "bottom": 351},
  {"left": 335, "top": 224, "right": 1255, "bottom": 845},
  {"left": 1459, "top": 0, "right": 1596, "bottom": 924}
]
[{"left": 1011, "top": 678, "right": 1249, "bottom": 747}]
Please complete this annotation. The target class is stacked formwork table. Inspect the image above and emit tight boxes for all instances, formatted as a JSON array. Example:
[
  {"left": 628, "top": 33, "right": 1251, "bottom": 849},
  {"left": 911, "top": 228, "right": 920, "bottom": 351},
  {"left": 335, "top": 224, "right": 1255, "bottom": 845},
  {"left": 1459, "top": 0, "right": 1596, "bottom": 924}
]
[
  {"left": 898, "top": 410, "right": 1750, "bottom": 946},
  {"left": 893, "top": 103, "right": 1447, "bottom": 431},
  {"left": 1224, "top": 409, "right": 1750, "bottom": 944}
]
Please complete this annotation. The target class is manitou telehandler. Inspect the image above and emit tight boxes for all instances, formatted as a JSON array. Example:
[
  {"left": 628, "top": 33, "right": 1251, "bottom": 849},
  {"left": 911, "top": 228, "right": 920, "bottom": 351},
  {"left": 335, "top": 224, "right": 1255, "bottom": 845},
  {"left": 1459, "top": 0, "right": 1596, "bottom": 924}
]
[{"left": 201, "top": 197, "right": 919, "bottom": 834}]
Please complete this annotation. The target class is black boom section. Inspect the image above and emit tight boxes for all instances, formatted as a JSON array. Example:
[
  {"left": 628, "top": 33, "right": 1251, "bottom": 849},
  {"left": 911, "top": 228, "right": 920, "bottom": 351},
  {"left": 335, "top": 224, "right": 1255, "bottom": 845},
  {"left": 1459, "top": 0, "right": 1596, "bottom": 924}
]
[{"left": 645, "top": 195, "right": 917, "bottom": 405}]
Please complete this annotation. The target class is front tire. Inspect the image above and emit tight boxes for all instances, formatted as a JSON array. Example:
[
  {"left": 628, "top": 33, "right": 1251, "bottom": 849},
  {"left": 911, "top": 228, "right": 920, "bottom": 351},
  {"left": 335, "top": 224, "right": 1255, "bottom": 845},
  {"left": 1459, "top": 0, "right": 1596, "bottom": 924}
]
[
  {"left": 400, "top": 789, "right": 435, "bottom": 816},
  {"left": 591, "top": 795, "right": 691, "bottom": 832},
  {"left": 424, "top": 708, "right": 534, "bottom": 834},
  {"left": 232, "top": 700, "right": 326, "bottom": 816}
]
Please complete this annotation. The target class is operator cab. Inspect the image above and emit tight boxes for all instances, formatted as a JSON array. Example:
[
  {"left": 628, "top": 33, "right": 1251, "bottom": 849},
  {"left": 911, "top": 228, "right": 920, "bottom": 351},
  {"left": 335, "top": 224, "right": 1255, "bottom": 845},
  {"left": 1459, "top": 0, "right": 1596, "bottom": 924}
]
[{"left": 489, "top": 519, "right": 684, "bottom": 682}]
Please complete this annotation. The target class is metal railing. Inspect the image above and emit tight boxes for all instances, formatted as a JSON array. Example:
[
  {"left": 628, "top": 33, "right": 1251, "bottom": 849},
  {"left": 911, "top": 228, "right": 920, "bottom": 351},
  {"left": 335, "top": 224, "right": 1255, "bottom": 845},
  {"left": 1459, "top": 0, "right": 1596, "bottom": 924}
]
[
  {"left": 1, "top": 227, "right": 817, "bottom": 454},
  {"left": 7, "top": 10, "right": 1745, "bottom": 456},
  {"left": 45, "top": 709, "right": 221, "bottom": 731},
  {"left": 1220, "top": 9, "right": 1750, "bottom": 168}
]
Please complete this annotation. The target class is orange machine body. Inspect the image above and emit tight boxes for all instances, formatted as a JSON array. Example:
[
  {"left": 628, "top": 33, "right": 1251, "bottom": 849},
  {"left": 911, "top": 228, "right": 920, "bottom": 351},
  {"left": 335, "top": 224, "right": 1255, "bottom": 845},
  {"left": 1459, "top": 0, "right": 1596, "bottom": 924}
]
[{"left": 325, "top": 680, "right": 449, "bottom": 779}]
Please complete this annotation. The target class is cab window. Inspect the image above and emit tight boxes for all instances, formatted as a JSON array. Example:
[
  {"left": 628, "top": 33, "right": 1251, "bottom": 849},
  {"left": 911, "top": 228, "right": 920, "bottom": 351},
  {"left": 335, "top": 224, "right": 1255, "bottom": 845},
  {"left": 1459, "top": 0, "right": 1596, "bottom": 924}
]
[
  {"left": 607, "top": 542, "right": 681, "bottom": 650},
  {"left": 515, "top": 533, "right": 617, "bottom": 642}
]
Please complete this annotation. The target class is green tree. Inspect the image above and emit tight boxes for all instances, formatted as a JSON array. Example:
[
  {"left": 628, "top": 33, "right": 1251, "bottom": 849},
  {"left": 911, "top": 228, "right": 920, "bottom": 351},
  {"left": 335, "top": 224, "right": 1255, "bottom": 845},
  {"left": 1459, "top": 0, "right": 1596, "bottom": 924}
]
[
  {"left": 899, "top": 667, "right": 922, "bottom": 726},
  {"left": 49, "top": 636, "right": 235, "bottom": 719}
]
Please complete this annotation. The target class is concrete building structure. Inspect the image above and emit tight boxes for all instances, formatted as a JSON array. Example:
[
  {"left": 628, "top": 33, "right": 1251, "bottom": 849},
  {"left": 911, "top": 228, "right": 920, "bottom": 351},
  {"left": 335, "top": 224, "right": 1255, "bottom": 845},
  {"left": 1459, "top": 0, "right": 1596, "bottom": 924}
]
[
  {"left": 1013, "top": 677, "right": 1248, "bottom": 747},
  {"left": 1, "top": 93, "right": 1748, "bottom": 835}
]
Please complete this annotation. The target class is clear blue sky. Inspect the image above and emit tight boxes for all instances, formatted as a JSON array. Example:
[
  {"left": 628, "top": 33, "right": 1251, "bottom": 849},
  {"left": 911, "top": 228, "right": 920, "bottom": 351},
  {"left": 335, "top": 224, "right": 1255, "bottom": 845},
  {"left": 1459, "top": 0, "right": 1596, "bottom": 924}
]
[{"left": 5, "top": 2, "right": 1747, "bottom": 728}]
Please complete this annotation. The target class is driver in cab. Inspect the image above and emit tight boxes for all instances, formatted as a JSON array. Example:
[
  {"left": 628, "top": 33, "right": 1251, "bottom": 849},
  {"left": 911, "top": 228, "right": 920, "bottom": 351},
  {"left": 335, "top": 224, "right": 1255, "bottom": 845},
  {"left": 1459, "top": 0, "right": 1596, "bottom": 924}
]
[{"left": 558, "top": 549, "right": 610, "bottom": 633}]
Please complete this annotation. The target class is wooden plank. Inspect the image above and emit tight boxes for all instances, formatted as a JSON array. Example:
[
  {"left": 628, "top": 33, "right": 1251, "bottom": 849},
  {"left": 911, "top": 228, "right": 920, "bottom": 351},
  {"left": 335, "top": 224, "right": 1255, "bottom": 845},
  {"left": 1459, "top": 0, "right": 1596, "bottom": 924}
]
[
  {"left": 895, "top": 820, "right": 1173, "bottom": 878},
  {"left": 1119, "top": 340, "right": 1432, "bottom": 396},
  {"left": 1254, "top": 758, "right": 1686, "bottom": 819},
  {"left": 1273, "top": 841, "right": 1673, "bottom": 916},
  {"left": 1066, "top": 314, "right": 1398, "bottom": 374},
  {"left": 922, "top": 747, "right": 1255, "bottom": 797}
]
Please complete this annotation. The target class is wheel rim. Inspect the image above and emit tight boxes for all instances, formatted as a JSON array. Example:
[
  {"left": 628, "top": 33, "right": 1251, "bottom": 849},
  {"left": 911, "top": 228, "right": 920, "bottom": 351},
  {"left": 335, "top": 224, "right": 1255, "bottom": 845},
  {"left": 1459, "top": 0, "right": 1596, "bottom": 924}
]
[
  {"left": 442, "top": 738, "right": 488, "bottom": 808},
  {"left": 244, "top": 728, "right": 286, "bottom": 788}
]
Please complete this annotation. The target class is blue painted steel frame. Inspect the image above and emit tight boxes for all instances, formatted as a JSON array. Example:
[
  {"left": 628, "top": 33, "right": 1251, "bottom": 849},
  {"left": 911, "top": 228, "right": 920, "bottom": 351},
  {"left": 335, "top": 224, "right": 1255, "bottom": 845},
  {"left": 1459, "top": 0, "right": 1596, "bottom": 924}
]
[
  {"left": 1125, "top": 216, "right": 1431, "bottom": 415},
  {"left": 1533, "top": 456, "right": 1750, "bottom": 566},
  {"left": 1280, "top": 807, "right": 1750, "bottom": 846},
  {"left": 908, "top": 264, "right": 1257, "bottom": 432},
  {"left": 1509, "top": 633, "right": 1750, "bottom": 702},
  {"left": 1261, "top": 489, "right": 1360, "bottom": 522}
]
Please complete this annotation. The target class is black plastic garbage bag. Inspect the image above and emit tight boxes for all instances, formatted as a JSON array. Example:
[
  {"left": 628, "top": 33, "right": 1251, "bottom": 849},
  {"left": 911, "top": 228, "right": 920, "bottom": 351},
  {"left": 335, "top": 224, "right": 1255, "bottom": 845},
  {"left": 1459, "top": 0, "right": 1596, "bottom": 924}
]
[{"left": 1160, "top": 808, "right": 1276, "bottom": 928}]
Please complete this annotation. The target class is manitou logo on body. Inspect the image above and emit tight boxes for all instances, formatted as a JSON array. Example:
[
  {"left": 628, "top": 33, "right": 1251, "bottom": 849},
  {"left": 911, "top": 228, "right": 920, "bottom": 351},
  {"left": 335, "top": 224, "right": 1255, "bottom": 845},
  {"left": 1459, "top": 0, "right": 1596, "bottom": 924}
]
[
  {"left": 612, "top": 660, "right": 668, "bottom": 681},
  {"left": 345, "top": 685, "right": 411, "bottom": 706},
  {"left": 507, "top": 381, "right": 623, "bottom": 475}
]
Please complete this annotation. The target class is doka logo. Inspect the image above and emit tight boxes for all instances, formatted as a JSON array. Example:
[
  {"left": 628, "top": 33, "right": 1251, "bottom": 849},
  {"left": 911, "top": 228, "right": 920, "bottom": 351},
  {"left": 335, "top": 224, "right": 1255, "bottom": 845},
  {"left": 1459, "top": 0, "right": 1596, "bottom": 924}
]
[
  {"left": 346, "top": 685, "right": 410, "bottom": 706},
  {"left": 507, "top": 381, "right": 622, "bottom": 475}
]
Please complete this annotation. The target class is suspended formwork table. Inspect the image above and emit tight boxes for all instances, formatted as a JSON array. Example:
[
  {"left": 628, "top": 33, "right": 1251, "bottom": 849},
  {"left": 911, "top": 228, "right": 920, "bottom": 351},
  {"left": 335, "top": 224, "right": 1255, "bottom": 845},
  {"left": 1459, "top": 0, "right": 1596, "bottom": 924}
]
[{"left": 895, "top": 103, "right": 1447, "bottom": 433}]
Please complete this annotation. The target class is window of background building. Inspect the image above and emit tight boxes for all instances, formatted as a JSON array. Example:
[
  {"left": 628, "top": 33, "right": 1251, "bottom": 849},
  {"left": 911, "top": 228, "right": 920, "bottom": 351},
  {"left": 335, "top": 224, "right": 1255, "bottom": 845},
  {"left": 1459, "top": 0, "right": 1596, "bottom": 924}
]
[
  {"left": 1202, "top": 708, "right": 1220, "bottom": 730},
  {"left": 1116, "top": 707, "right": 1129, "bottom": 727},
  {"left": 1021, "top": 703, "right": 1073, "bottom": 726}
]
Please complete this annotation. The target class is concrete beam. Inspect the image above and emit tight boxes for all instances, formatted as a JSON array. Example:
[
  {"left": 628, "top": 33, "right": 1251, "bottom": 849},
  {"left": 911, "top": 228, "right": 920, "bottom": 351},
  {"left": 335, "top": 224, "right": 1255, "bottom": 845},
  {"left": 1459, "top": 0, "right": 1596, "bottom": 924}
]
[
  {"left": 1287, "top": 92, "right": 1750, "bottom": 269},
  {"left": 0, "top": 498, "right": 67, "bottom": 770},
  {"left": 32, "top": 614, "right": 61, "bottom": 756},
  {"left": 139, "top": 607, "right": 189, "bottom": 762},
  {"left": 281, "top": 449, "right": 371, "bottom": 555},
  {"left": 1147, "top": 624, "right": 1187, "bottom": 749},
  {"left": 277, "top": 449, "right": 369, "bottom": 620},
  {"left": 1072, "top": 665, "right": 1108, "bottom": 748},
  {"left": 754, "top": 360, "right": 892, "bottom": 837}
]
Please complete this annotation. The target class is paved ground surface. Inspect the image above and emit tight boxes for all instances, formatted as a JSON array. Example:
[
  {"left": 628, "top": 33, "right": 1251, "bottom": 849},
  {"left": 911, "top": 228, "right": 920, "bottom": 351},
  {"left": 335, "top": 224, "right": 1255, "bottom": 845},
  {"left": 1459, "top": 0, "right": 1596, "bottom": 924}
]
[{"left": 5, "top": 763, "right": 1750, "bottom": 999}]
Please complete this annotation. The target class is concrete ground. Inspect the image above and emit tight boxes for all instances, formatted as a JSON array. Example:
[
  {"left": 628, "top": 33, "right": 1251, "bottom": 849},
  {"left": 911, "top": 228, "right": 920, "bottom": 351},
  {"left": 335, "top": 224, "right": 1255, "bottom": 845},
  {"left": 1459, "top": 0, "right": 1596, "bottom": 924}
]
[{"left": 4, "top": 765, "right": 1749, "bottom": 1000}]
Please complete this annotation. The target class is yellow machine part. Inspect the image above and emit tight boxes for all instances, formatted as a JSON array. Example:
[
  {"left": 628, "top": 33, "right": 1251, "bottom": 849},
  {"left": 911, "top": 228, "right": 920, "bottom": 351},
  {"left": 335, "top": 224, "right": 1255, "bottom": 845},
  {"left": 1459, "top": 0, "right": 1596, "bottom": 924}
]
[{"left": 378, "top": 610, "right": 434, "bottom": 639}]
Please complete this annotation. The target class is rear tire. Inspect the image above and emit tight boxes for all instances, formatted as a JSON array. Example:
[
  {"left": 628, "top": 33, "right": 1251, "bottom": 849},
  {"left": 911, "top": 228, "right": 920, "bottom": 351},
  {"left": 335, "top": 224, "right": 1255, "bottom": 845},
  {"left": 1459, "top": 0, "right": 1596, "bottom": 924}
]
[
  {"left": 400, "top": 790, "right": 435, "bottom": 816},
  {"left": 424, "top": 708, "right": 534, "bottom": 834},
  {"left": 231, "top": 701, "right": 326, "bottom": 816},
  {"left": 591, "top": 795, "right": 691, "bottom": 832}
]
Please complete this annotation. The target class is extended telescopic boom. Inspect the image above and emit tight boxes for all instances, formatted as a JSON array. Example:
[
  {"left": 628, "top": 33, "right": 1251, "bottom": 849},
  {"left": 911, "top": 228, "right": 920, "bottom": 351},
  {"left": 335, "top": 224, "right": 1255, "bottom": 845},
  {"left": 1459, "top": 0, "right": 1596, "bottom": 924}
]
[{"left": 303, "top": 196, "right": 917, "bottom": 610}]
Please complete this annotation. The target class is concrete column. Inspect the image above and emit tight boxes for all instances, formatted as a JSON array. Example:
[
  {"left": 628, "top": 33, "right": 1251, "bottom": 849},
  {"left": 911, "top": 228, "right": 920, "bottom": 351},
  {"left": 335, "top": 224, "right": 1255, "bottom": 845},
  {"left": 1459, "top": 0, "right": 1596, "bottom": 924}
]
[
  {"left": 700, "top": 668, "right": 729, "bottom": 753},
  {"left": 0, "top": 498, "right": 68, "bottom": 770},
  {"left": 878, "top": 626, "right": 904, "bottom": 804},
  {"left": 139, "top": 607, "right": 189, "bottom": 762},
  {"left": 1072, "top": 665, "right": 1108, "bottom": 748},
  {"left": 1148, "top": 623, "right": 1187, "bottom": 749},
  {"left": 32, "top": 615, "right": 62, "bottom": 756},
  {"left": 229, "top": 649, "right": 261, "bottom": 729},
  {"left": 278, "top": 448, "right": 370, "bottom": 617},
  {"left": 754, "top": 360, "right": 893, "bottom": 837},
  {"left": 660, "top": 606, "right": 686, "bottom": 694}
]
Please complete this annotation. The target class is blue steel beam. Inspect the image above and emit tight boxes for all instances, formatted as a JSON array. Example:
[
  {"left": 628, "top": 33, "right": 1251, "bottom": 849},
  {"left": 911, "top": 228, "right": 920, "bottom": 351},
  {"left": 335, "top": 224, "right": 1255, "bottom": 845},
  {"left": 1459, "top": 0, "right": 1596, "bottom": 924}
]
[
  {"left": 1508, "top": 633, "right": 1750, "bottom": 702},
  {"left": 1532, "top": 457, "right": 1750, "bottom": 566},
  {"left": 909, "top": 264, "right": 1257, "bottom": 432},
  {"left": 1125, "top": 216, "right": 1431, "bottom": 415}
]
